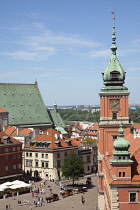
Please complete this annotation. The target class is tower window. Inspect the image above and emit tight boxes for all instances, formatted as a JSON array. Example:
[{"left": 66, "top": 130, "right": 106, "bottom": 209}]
[
  {"left": 129, "top": 192, "right": 137, "bottom": 203},
  {"left": 112, "top": 135, "right": 117, "bottom": 140},
  {"left": 110, "top": 70, "right": 120, "bottom": 80},
  {"left": 111, "top": 73, "right": 119, "bottom": 78},
  {"left": 112, "top": 112, "right": 117, "bottom": 120}
]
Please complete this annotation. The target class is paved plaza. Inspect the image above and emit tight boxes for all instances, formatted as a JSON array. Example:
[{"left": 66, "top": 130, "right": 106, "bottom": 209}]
[{"left": 0, "top": 175, "right": 98, "bottom": 210}]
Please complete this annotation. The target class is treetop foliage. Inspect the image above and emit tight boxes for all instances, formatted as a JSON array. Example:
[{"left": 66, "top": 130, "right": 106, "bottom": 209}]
[
  {"left": 83, "top": 138, "right": 97, "bottom": 145},
  {"left": 58, "top": 109, "right": 100, "bottom": 123},
  {"left": 62, "top": 152, "right": 84, "bottom": 184}
]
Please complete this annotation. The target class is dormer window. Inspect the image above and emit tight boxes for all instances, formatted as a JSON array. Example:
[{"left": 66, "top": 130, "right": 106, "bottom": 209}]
[{"left": 110, "top": 70, "right": 120, "bottom": 80}]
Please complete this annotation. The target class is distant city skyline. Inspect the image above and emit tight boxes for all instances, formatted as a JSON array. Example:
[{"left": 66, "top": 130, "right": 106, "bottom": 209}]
[{"left": 0, "top": 1, "right": 140, "bottom": 105}]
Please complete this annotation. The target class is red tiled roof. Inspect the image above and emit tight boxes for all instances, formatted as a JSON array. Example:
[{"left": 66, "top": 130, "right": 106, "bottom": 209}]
[
  {"left": 61, "top": 140, "right": 68, "bottom": 147},
  {"left": 26, "top": 128, "right": 78, "bottom": 150},
  {"left": 32, "top": 128, "right": 63, "bottom": 142},
  {"left": 20, "top": 128, "right": 33, "bottom": 136},
  {"left": 71, "top": 140, "right": 80, "bottom": 146},
  {"left": 48, "top": 142, "right": 58, "bottom": 149},
  {"left": 0, "top": 131, "right": 22, "bottom": 144},
  {"left": 132, "top": 124, "right": 140, "bottom": 129},
  {"left": 0, "top": 107, "right": 8, "bottom": 113},
  {"left": 129, "top": 137, "right": 140, "bottom": 156},
  {"left": 4, "top": 127, "right": 16, "bottom": 136},
  {"left": 85, "top": 131, "right": 98, "bottom": 136},
  {"left": 93, "top": 123, "right": 99, "bottom": 130}
]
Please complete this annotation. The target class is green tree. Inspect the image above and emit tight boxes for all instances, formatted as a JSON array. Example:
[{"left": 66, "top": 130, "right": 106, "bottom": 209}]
[
  {"left": 83, "top": 138, "right": 97, "bottom": 145},
  {"left": 62, "top": 152, "right": 84, "bottom": 185}
]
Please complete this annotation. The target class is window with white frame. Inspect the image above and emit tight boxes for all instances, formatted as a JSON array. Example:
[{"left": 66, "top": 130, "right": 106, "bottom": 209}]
[
  {"left": 35, "top": 162, "right": 38, "bottom": 167},
  {"left": 17, "top": 164, "right": 21, "bottom": 169},
  {"left": 26, "top": 152, "right": 28, "bottom": 157},
  {"left": 5, "top": 166, "right": 8, "bottom": 171},
  {"left": 57, "top": 153, "right": 60, "bottom": 158},
  {"left": 64, "top": 152, "right": 67, "bottom": 157},
  {"left": 35, "top": 153, "right": 38, "bottom": 158},
  {"left": 13, "top": 165, "right": 16, "bottom": 170},
  {"left": 17, "top": 147, "right": 20, "bottom": 151},
  {"left": 12, "top": 155, "right": 16, "bottom": 159},
  {"left": 2, "top": 117, "right": 7, "bottom": 126},
  {"left": 12, "top": 147, "right": 16, "bottom": 152},
  {"left": 42, "top": 153, "right": 44, "bottom": 158},
  {"left": 4, "top": 148, "right": 8, "bottom": 153},
  {"left": 129, "top": 192, "right": 138, "bottom": 203},
  {"left": 57, "top": 160, "right": 61, "bottom": 168},
  {"left": 45, "top": 154, "right": 48, "bottom": 159},
  {"left": 45, "top": 162, "right": 49, "bottom": 168},
  {"left": 5, "top": 156, "right": 8, "bottom": 161},
  {"left": 26, "top": 160, "right": 32, "bottom": 167},
  {"left": 17, "top": 154, "right": 20, "bottom": 159},
  {"left": 87, "top": 155, "right": 91, "bottom": 163}
]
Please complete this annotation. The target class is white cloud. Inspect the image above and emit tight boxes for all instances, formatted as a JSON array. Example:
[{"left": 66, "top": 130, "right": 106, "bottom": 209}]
[
  {"left": 0, "top": 22, "right": 103, "bottom": 61},
  {"left": 26, "top": 31, "right": 101, "bottom": 50},
  {"left": 0, "top": 48, "right": 55, "bottom": 61}
]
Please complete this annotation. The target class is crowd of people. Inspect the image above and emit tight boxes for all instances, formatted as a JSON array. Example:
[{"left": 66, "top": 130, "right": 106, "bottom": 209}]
[{"left": 4, "top": 178, "right": 87, "bottom": 210}]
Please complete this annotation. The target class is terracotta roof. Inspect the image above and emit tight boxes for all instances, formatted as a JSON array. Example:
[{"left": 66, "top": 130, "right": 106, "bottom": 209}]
[
  {"left": 71, "top": 140, "right": 79, "bottom": 146},
  {"left": 32, "top": 128, "right": 64, "bottom": 142},
  {"left": 26, "top": 128, "right": 78, "bottom": 150},
  {"left": 132, "top": 124, "right": 140, "bottom": 129},
  {"left": 4, "top": 127, "right": 16, "bottom": 136},
  {"left": 0, "top": 131, "right": 22, "bottom": 144},
  {"left": 101, "top": 134, "right": 140, "bottom": 186},
  {"left": 102, "top": 155, "right": 140, "bottom": 186},
  {"left": 0, "top": 107, "right": 8, "bottom": 113},
  {"left": 61, "top": 140, "right": 68, "bottom": 147},
  {"left": 48, "top": 142, "right": 58, "bottom": 149},
  {"left": 93, "top": 123, "right": 99, "bottom": 130},
  {"left": 20, "top": 128, "right": 33, "bottom": 136},
  {"left": 129, "top": 137, "right": 140, "bottom": 157},
  {"left": 125, "top": 132, "right": 134, "bottom": 143},
  {"left": 85, "top": 131, "right": 98, "bottom": 136}
]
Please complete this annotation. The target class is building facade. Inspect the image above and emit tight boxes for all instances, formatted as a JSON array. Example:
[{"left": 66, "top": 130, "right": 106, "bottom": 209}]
[
  {"left": 0, "top": 130, "right": 22, "bottom": 183},
  {"left": 23, "top": 128, "right": 78, "bottom": 180},
  {"left": 98, "top": 17, "right": 140, "bottom": 209}
]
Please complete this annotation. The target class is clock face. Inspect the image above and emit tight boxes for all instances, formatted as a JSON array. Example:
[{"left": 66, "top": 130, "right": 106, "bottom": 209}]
[{"left": 110, "top": 99, "right": 120, "bottom": 109}]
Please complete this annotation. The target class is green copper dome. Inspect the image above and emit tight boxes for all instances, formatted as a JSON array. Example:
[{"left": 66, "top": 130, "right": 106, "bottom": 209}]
[
  {"left": 110, "top": 119, "right": 133, "bottom": 164},
  {"left": 113, "top": 120, "right": 130, "bottom": 150},
  {"left": 102, "top": 54, "right": 126, "bottom": 86},
  {"left": 113, "top": 137, "right": 130, "bottom": 150},
  {"left": 102, "top": 20, "right": 126, "bottom": 87}
]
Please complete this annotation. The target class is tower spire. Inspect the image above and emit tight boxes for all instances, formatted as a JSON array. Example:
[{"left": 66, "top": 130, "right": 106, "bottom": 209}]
[{"left": 111, "top": 11, "right": 117, "bottom": 55}]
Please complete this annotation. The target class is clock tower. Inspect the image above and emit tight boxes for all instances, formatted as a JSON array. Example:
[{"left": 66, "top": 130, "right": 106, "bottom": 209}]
[
  {"left": 98, "top": 16, "right": 132, "bottom": 209},
  {"left": 98, "top": 17, "right": 131, "bottom": 157}
]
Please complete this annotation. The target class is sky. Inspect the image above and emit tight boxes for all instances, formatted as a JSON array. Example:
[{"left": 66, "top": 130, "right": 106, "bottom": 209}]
[{"left": 0, "top": 0, "right": 140, "bottom": 106}]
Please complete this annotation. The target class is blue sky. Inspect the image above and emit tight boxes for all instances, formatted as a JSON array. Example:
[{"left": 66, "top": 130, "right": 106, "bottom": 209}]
[{"left": 0, "top": 0, "right": 140, "bottom": 106}]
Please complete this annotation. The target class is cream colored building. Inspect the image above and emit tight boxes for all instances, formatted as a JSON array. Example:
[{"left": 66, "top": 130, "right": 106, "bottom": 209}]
[{"left": 24, "top": 128, "right": 78, "bottom": 180}]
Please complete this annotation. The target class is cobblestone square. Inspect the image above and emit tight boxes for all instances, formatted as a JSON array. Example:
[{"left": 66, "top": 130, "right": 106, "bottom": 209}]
[{"left": 0, "top": 175, "right": 98, "bottom": 210}]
